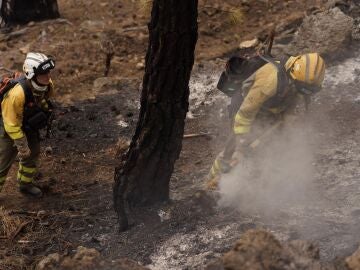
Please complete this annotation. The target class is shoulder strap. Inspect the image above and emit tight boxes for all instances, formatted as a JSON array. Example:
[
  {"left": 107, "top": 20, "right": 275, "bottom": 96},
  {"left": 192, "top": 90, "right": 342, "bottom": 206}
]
[
  {"left": 1, "top": 76, "right": 34, "bottom": 106},
  {"left": 257, "top": 55, "right": 290, "bottom": 110},
  {"left": 17, "top": 77, "right": 34, "bottom": 105},
  {"left": 257, "top": 54, "right": 289, "bottom": 97}
]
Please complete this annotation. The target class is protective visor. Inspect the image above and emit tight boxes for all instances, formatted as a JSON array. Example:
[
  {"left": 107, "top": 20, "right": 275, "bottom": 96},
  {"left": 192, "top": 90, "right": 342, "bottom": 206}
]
[
  {"left": 294, "top": 80, "right": 321, "bottom": 95},
  {"left": 34, "top": 58, "right": 55, "bottom": 75}
]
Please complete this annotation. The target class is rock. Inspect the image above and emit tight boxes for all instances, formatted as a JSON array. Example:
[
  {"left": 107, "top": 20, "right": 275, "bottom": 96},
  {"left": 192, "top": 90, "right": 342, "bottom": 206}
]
[
  {"left": 287, "top": 240, "right": 320, "bottom": 260},
  {"left": 72, "top": 246, "right": 99, "bottom": 261},
  {"left": 115, "top": 137, "right": 130, "bottom": 158},
  {"left": 206, "top": 229, "right": 331, "bottom": 270},
  {"left": 287, "top": 8, "right": 353, "bottom": 56},
  {"left": 221, "top": 230, "right": 284, "bottom": 270},
  {"left": 324, "top": 0, "right": 350, "bottom": 12},
  {"left": 136, "top": 61, "right": 145, "bottom": 70},
  {"left": 239, "top": 38, "right": 259, "bottom": 49},
  {"left": 36, "top": 253, "right": 60, "bottom": 270},
  {"left": 117, "top": 120, "right": 129, "bottom": 128},
  {"left": 19, "top": 44, "right": 31, "bottom": 54},
  {"left": 346, "top": 247, "right": 360, "bottom": 270},
  {"left": 158, "top": 209, "right": 171, "bottom": 222},
  {"left": 36, "top": 246, "right": 149, "bottom": 270},
  {"left": 60, "top": 246, "right": 100, "bottom": 269}
]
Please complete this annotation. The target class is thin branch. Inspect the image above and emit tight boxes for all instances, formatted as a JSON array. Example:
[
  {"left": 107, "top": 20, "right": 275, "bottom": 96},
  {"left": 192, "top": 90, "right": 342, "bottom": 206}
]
[
  {"left": 11, "top": 221, "right": 32, "bottom": 240},
  {"left": 183, "top": 132, "right": 213, "bottom": 139}
]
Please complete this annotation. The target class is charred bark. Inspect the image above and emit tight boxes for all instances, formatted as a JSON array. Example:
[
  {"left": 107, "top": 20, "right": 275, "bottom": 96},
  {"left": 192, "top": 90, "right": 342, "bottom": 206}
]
[
  {"left": 1, "top": 0, "right": 59, "bottom": 26},
  {"left": 113, "top": 0, "right": 198, "bottom": 231}
]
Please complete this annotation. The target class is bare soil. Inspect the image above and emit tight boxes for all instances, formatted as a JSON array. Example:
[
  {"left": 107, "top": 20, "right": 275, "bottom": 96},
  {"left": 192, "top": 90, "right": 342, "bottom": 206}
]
[{"left": 2, "top": 0, "right": 359, "bottom": 269}]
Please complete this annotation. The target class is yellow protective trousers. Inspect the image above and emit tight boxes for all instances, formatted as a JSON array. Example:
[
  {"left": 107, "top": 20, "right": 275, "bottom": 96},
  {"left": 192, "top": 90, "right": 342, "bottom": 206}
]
[{"left": 0, "top": 122, "right": 40, "bottom": 191}]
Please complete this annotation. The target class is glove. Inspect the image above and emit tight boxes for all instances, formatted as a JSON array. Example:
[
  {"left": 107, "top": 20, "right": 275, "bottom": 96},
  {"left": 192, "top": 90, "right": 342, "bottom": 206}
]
[{"left": 14, "top": 136, "right": 31, "bottom": 160}]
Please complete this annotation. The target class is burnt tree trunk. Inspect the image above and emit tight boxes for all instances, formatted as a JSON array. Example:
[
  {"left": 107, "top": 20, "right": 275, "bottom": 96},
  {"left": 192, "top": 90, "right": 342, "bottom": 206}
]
[
  {"left": 1, "top": 0, "right": 59, "bottom": 26},
  {"left": 113, "top": 0, "right": 198, "bottom": 231}
]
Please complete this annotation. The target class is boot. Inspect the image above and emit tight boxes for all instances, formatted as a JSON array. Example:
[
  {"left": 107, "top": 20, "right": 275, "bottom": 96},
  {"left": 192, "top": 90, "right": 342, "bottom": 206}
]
[
  {"left": 19, "top": 182, "right": 43, "bottom": 198},
  {"left": 205, "top": 174, "right": 220, "bottom": 190}
]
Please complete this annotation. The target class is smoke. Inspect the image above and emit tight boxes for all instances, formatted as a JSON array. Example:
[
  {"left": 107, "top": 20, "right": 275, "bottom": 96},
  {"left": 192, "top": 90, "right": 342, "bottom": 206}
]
[{"left": 218, "top": 119, "right": 321, "bottom": 218}]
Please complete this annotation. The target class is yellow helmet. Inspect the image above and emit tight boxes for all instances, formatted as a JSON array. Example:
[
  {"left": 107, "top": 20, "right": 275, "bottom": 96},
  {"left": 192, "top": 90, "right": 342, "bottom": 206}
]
[{"left": 285, "top": 53, "right": 325, "bottom": 88}]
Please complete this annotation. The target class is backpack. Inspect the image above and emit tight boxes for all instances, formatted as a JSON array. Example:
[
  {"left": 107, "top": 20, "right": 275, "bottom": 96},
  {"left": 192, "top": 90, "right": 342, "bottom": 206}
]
[
  {"left": 0, "top": 71, "right": 34, "bottom": 115},
  {"left": 217, "top": 55, "right": 268, "bottom": 97},
  {"left": 217, "top": 54, "right": 289, "bottom": 97},
  {"left": 219, "top": 54, "right": 290, "bottom": 119},
  {"left": 0, "top": 71, "right": 26, "bottom": 102}
]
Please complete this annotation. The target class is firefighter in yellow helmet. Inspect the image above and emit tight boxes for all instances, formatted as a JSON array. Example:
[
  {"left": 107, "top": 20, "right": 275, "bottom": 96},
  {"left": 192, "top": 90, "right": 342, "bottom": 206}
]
[
  {"left": 0, "top": 52, "right": 55, "bottom": 197},
  {"left": 207, "top": 53, "right": 325, "bottom": 189}
]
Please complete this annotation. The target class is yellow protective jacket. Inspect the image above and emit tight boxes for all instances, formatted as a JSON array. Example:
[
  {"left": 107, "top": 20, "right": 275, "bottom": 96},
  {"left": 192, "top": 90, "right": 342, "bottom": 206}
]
[
  {"left": 1, "top": 80, "right": 54, "bottom": 140},
  {"left": 233, "top": 63, "right": 297, "bottom": 135}
]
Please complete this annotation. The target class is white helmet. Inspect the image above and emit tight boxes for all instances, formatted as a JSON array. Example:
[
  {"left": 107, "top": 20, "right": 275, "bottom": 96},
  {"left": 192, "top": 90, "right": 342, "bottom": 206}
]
[{"left": 23, "top": 52, "right": 55, "bottom": 92}]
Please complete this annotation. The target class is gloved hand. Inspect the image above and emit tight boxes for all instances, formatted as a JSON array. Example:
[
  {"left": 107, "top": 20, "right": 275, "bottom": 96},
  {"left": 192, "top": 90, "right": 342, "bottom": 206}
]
[{"left": 14, "top": 136, "right": 31, "bottom": 160}]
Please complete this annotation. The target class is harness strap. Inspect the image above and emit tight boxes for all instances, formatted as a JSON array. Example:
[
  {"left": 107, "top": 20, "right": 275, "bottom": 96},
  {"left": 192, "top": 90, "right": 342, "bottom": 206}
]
[
  {"left": 14, "top": 77, "right": 34, "bottom": 105},
  {"left": 257, "top": 54, "right": 290, "bottom": 109}
]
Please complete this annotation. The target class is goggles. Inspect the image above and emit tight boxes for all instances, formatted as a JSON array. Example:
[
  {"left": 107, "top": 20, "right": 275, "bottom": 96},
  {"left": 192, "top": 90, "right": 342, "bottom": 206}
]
[
  {"left": 34, "top": 58, "right": 55, "bottom": 75},
  {"left": 294, "top": 80, "right": 321, "bottom": 95}
]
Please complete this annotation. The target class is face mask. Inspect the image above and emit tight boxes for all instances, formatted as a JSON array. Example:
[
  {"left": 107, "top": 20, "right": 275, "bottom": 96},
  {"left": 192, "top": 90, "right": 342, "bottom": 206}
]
[
  {"left": 31, "top": 80, "right": 48, "bottom": 94},
  {"left": 294, "top": 80, "right": 321, "bottom": 95},
  {"left": 297, "top": 87, "right": 313, "bottom": 95}
]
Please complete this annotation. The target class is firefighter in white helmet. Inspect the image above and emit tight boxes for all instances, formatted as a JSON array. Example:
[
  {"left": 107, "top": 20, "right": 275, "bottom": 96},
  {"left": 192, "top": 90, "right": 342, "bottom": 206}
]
[
  {"left": 207, "top": 53, "right": 326, "bottom": 189},
  {"left": 0, "top": 52, "right": 55, "bottom": 197}
]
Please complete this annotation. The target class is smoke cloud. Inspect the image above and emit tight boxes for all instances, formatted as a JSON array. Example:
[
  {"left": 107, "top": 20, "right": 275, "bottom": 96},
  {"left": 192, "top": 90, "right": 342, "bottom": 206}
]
[{"left": 218, "top": 120, "right": 321, "bottom": 218}]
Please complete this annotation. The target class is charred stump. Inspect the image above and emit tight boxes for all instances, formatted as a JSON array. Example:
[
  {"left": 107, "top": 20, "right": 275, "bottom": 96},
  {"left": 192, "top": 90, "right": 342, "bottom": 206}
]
[
  {"left": 113, "top": 0, "right": 198, "bottom": 231},
  {"left": 1, "top": 0, "right": 59, "bottom": 26}
]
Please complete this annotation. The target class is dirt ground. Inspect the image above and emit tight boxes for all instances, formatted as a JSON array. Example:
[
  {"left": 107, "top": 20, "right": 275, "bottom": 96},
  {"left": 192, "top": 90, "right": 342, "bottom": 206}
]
[{"left": 2, "top": 0, "right": 359, "bottom": 269}]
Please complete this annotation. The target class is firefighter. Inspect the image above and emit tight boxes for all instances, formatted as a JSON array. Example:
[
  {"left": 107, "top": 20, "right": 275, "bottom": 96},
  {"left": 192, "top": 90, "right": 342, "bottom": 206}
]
[
  {"left": 207, "top": 53, "right": 326, "bottom": 189},
  {"left": 0, "top": 52, "right": 55, "bottom": 197}
]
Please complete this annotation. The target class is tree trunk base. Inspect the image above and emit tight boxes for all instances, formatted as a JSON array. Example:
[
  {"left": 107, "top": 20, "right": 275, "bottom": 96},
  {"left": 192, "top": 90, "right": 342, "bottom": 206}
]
[
  {"left": 113, "top": 0, "right": 198, "bottom": 230},
  {"left": 1, "top": 0, "right": 60, "bottom": 26}
]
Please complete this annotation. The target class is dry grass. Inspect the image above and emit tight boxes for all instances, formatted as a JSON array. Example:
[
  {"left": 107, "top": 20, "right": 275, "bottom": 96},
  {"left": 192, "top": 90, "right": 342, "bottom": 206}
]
[
  {"left": 136, "top": 0, "right": 153, "bottom": 17},
  {"left": 0, "top": 206, "right": 22, "bottom": 238},
  {"left": 0, "top": 207, "right": 32, "bottom": 269},
  {"left": 0, "top": 256, "right": 29, "bottom": 270},
  {"left": 226, "top": 7, "right": 244, "bottom": 26},
  {"left": 202, "top": 5, "right": 245, "bottom": 26},
  {"left": 132, "top": 0, "right": 245, "bottom": 27}
]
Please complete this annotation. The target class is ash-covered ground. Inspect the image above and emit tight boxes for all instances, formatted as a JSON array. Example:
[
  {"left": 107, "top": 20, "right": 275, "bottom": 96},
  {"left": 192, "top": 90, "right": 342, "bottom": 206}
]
[
  {"left": 146, "top": 47, "right": 360, "bottom": 269},
  {"left": 1, "top": 1, "right": 360, "bottom": 269}
]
